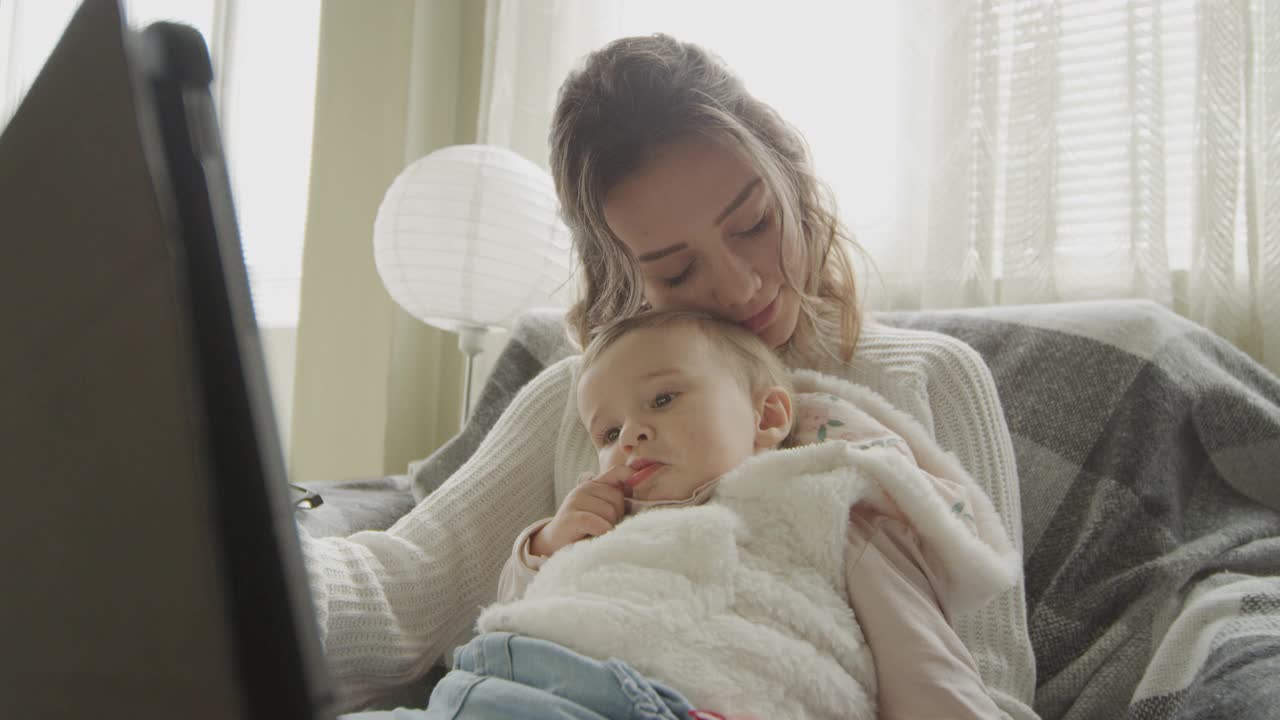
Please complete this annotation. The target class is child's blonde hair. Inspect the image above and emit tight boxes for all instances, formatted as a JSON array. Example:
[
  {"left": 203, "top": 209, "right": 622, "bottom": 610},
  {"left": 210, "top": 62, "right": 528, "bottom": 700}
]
[{"left": 581, "top": 309, "right": 794, "bottom": 402}]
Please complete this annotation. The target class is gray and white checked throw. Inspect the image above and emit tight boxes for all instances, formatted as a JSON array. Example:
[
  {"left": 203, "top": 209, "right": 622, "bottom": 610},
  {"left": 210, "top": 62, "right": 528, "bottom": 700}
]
[
  {"left": 878, "top": 301, "right": 1280, "bottom": 720},
  {"left": 329, "top": 299, "right": 1280, "bottom": 719}
]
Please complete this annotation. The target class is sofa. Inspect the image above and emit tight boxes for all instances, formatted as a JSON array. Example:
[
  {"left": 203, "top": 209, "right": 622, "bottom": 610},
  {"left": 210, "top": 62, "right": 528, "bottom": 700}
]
[{"left": 297, "top": 299, "right": 1280, "bottom": 720}]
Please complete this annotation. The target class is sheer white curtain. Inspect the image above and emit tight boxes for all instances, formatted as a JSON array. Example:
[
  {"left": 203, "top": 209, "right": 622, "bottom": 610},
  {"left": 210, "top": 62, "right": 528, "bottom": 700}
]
[
  {"left": 0, "top": 0, "right": 320, "bottom": 329},
  {"left": 888, "top": 1, "right": 1195, "bottom": 310},
  {"left": 974, "top": 0, "right": 1277, "bottom": 373},
  {"left": 480, "top": 0, "right": 1280, "bottom": 376}
]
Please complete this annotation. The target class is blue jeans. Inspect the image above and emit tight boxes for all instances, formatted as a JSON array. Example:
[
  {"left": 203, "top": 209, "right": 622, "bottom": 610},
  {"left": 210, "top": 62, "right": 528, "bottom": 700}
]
[{"left": 341, "top": 632, "right": 697, "bottom": 720}]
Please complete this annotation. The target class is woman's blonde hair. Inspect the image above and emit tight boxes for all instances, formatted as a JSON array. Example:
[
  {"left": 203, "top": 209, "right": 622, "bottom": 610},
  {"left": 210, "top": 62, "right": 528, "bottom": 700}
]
[{"left": 550, "top": 33, "right": 863, "bottom": 365}]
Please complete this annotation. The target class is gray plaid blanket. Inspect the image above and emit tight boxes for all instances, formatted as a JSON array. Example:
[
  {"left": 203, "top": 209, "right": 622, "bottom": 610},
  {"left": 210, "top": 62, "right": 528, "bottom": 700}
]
[{"left": 406, "top": 300, "right": 1280, "bottom": 720}]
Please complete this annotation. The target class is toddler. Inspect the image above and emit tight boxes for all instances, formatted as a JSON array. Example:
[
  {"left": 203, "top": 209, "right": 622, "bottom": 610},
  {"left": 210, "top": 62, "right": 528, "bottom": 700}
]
[{"left": 431, "top": 310, "right": 1019, "bottom": 719}]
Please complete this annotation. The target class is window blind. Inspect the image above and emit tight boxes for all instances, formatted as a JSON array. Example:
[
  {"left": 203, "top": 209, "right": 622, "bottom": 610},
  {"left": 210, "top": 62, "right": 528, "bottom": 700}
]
[{"left": 993, "top": 0, "right": 1197, "bottom": 297}]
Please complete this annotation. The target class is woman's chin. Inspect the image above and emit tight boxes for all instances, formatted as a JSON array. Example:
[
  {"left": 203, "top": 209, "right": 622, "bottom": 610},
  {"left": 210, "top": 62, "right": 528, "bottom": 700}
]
[{"left": 762, "top": 298, "right": 800, "bottom": 348}]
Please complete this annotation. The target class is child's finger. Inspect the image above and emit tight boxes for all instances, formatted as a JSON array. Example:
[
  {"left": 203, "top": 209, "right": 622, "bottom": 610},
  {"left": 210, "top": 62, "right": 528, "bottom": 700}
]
[
  {"left": 570, "top": 510, "right": 614, "bottom": 539},
  {"left": 579, "top": 479, "right": 627, "bottom": 519},
  {"left": 590, "top": 464, "right": 634, "bottom": 493},
  {"left": 573, "top": 492, "right": 621, "bottom": 524}
]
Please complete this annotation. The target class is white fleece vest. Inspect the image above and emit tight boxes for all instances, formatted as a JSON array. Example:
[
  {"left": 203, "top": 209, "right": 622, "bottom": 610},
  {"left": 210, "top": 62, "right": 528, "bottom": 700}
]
[{"left": 477, "top": 441, "right": 887, "bottom": 719}]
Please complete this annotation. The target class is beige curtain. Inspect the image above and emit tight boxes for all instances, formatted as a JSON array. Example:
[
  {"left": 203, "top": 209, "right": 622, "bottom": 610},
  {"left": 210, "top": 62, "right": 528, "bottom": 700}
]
[
  {"left": 289, "top": 0, "right": 482, "bottom": 482},
  {"left": 477, "top": 0, "right": 623, "bottom": 167}
]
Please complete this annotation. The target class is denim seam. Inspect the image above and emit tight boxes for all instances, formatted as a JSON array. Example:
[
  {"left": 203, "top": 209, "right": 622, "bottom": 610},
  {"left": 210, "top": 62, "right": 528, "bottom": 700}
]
[
  {"left": 443, "top": 674, "right": 487, "bottom": 720},
  {"left": 501, "top": 633, "right": 515, "bottom": 681},
  {"left": 606, "top": 659, "right": 668, "bottom": 718}
]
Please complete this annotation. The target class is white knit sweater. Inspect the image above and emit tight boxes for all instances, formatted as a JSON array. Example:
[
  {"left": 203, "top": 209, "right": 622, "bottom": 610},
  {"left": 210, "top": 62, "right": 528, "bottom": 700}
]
[{"left": 299, "top": 321, "right": 1039, "bottom": 718}]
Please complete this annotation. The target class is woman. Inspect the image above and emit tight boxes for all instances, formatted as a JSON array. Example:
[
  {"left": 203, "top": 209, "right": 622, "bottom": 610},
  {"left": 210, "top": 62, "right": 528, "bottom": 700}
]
[{"left": 303, "top": 34, "right": 1038, "bottom": 719}]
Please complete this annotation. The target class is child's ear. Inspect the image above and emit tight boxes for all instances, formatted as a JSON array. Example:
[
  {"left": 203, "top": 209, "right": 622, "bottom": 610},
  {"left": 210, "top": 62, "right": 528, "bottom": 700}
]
[{"left": 754, "top": 386, "right": 793, "bottom": 451}]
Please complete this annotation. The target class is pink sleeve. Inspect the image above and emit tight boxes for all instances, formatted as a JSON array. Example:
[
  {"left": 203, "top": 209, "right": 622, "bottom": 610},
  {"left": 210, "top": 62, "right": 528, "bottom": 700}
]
[
  {"left": 845, "top": 505, "right": 1002, "bottom": 719},
  {"left": 495, "top": 518, "right": 553, "bottom": 602}
]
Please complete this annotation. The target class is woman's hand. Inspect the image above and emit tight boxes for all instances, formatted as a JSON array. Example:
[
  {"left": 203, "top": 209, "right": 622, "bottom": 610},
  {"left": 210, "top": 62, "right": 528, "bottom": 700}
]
[{"left": 530, "top": 466, "right": 630, "bottom": 558}]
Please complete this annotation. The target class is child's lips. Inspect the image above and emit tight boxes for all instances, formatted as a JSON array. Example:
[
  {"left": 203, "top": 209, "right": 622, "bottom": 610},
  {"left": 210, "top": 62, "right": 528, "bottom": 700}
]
[{"left": 626, "top": 462, "right": 664, "bottom": 489}]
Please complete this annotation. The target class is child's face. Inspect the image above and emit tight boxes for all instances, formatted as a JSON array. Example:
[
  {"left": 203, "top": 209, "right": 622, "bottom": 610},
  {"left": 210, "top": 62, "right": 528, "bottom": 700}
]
[{"left": 577, "top": 324, "right": 762, "bottom": 502}]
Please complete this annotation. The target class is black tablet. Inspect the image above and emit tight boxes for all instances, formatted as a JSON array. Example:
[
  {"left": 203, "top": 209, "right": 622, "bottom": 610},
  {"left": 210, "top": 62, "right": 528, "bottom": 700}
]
[{"left": 0, "top": 1, "right": 335, "bottom": 717}]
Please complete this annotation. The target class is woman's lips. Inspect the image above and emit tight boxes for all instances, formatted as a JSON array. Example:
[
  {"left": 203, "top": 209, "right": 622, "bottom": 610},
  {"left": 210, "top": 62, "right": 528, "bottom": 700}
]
[
  {"left": 740, "top": 293, "right": 779, "bottom": 334},
  {"left": 626, "top": 462, "right": 664, "bottom": 489}
]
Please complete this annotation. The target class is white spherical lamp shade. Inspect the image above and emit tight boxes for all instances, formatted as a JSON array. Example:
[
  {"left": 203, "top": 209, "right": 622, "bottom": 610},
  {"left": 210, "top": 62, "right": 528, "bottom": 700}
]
[{"left": 373, "top": 144, "right": 573, "bottom": 333}]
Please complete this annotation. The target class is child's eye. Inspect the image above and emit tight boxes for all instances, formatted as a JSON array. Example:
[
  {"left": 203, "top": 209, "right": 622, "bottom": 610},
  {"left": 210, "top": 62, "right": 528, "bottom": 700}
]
[
  {"left": 597, "top": 427, "right": 620, "bottom": 446},
  {"left": 652, "top": 392, "right": 676, "bottom": 408}
]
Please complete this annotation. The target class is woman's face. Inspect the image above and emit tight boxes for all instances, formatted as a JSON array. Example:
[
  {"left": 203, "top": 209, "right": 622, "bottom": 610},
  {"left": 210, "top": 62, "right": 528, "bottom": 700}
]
[{"left": 602, "top": 135, "right": 803, "bottom": 349}]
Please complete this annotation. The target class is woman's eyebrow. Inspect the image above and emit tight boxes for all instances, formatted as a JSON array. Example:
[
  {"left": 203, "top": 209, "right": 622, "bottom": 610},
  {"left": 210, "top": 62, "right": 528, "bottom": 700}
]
[
  {"left": 713, "top": 177, "right": 762, "bottom": 226},
  {"left": 637, "top": 242, "right": 687, "bottom": 262},
  {"left": 636, "top": 177, "right": 763, "bottom": 263}
]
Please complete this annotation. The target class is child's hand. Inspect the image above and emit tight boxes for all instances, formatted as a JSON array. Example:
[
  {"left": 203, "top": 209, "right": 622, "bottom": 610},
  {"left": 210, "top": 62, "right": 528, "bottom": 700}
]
[{"left": 530, "top": 466, "right": 630, "bottom": 558}]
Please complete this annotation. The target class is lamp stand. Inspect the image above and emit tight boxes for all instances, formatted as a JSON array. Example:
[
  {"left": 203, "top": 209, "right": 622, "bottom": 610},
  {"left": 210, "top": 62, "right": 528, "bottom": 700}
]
[{"left": 456, "top": 324, "right": 488, "bottom": 426}]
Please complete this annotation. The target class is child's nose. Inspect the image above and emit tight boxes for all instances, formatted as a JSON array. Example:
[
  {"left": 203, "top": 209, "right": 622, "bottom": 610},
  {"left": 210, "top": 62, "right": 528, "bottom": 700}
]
[{"left": 621, "top": 425, "right": 651, "bottom": 452}]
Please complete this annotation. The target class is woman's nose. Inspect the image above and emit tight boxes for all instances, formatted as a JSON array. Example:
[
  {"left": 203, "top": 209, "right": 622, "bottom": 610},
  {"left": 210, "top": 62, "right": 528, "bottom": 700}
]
[{"left": 709, "top": 241, "right": 761, "bottom": 309}]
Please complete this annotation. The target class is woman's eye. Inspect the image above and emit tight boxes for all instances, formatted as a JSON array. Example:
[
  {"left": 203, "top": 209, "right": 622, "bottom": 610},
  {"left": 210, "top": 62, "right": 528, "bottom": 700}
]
[
  {"left": 738, "top": 210, "right": 772, "bottom": 238},
  {"left": 652, "top": 392, "right": 675, "bottom": 408},
  {"left": 662, "top": 260, "right": 696, "bottom": 288}
]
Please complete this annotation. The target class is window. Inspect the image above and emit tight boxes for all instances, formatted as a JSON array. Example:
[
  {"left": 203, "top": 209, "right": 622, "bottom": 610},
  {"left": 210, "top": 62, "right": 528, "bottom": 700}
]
[{"left": 0, "top": 0, "right": 321, "bottom": 327}]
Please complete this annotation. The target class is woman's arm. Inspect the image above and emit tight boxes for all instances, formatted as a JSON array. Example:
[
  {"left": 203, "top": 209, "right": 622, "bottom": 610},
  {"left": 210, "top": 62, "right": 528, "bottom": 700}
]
[
  {"left": 298, "top": 357, "right": 576, "bottom": 712},
  {"left": 850, "top": 324, "right": 1038, "bottom": 720}
]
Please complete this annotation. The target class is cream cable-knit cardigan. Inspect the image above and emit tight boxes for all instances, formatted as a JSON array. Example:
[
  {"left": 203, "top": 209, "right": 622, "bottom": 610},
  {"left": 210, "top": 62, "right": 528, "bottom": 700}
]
[{"left": 300, "top": 322, "right": 1039, "bottom": 718}]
